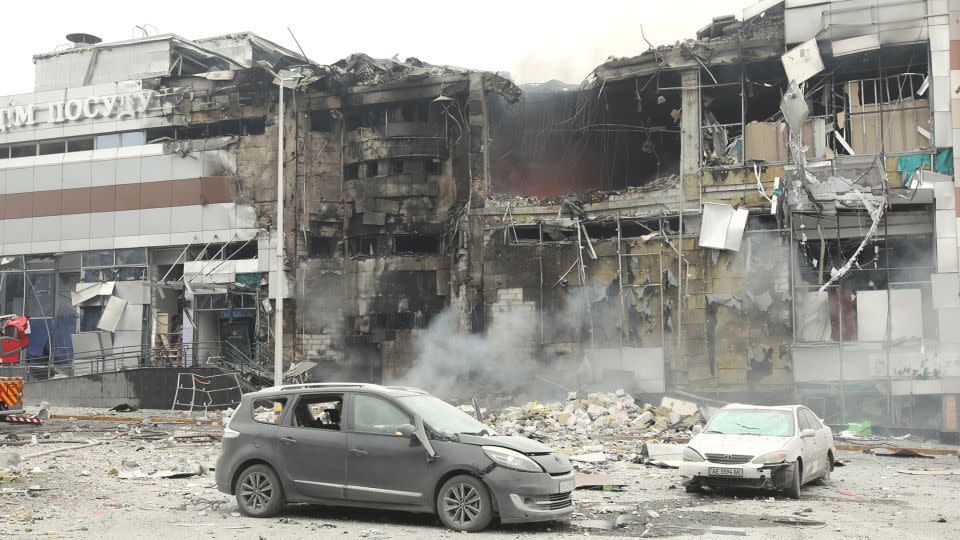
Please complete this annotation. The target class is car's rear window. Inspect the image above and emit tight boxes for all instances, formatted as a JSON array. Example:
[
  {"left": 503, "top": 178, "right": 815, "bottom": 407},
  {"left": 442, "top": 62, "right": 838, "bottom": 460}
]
[
  {"left": 705, "top": 409, "right": 795, "bottom": 437},
  {"left": 250, "top": 397, "right": 287, "bottom": 424}
]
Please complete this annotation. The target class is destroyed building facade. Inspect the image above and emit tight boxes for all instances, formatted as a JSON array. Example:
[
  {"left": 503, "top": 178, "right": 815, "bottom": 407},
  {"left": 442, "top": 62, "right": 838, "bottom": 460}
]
[
  {"left": 441, "top": 0, "right": 956, "bottom": 434},
  {"left": 1, "top": 0, "right": 959, "bottom": 435}
]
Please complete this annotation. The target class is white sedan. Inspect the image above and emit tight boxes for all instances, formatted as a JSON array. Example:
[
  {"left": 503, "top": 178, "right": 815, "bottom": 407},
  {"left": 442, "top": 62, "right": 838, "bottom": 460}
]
[{"left": 679, "top": 404, "right": 835, "bottom": 499}]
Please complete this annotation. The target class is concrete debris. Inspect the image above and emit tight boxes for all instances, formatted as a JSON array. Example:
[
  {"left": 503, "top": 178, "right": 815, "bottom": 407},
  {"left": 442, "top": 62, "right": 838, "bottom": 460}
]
[
  {"left": 488, "top": 391, "right": 703, "bottom": 471},
  {"left": 575, "top": 472, "right": 627, "bottom": 491},
  {"left": 108, "top": 403, "right": 137, "bottom": 413},
  {"left": 639, "top": 442, "right": 687, "bottom": 469},
  {"left": 659, "top": 397, "right": 699, "bottom": 417},
  {"left": 118, "top": 460, "right": 206, "bottom": 480},
  {"left": 896, "top": 469, "right": 960, "bottom": 476},
  {"left": 31, "top": 402, "right": 50, "bottom": 421},
  {"left": 573, "top": 518, "right": 621, "bottom": 530},
  {"left": 570, "top": 452, "right": 607, "bottom": 464},
  {"left": 172, "top": 434, "right": 220, "bottom": 444},
  {"left": 657, "top": 524, "right": 747, "bottom": 536},
  {"left": 0, "top": 452, "right": 22, "bottom": 469},
  {"left": 872, "top": 448, "right": 935, "bottom": 459},
  {"left": 772, "top": 517, "right": 827, "bottom": 526}
]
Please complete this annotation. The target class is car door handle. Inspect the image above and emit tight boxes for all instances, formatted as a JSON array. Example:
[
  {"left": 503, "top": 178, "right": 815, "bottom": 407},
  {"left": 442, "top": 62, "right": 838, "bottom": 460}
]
[
  {"left": 279, "top": 437, "right": 297, "bottom": 445},
  {"left": 348, "top": 448, "right": 368, "bottom": 456}
]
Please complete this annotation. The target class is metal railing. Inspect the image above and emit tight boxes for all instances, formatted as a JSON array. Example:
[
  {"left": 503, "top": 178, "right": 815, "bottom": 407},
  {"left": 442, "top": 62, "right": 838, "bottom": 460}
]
[{"left": 0, "top": 339, "right": 274, "bottom": 387}]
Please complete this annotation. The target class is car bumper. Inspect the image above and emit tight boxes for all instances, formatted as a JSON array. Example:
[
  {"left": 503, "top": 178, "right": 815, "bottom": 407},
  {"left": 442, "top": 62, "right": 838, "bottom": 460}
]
[
  {"left": 679, "top": 461, "right": 794, "bottom": 491},
  {"left": 484, "top": 468, "right": 576, "bottom": 524},
  {"left": 214, "top": 456, "right": 231, "bottom": 494}
]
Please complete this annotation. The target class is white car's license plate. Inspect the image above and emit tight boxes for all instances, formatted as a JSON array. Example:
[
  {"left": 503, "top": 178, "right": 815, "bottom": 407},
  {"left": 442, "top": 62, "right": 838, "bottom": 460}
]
[
  {"left": 559, "top": 479, "right": 574, "bottom": 492},
  {"left": 708, "top": 467, "right": 743, "bottom": 477}
]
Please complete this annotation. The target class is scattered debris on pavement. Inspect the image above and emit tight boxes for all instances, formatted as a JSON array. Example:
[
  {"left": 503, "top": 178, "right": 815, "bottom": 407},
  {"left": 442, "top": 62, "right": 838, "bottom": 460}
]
[
  {"left": 574, "top": 472, "right": 626, "bottom": 491},
  {"left": 872, "top": 448, "right": 935, "bottom": 459}
]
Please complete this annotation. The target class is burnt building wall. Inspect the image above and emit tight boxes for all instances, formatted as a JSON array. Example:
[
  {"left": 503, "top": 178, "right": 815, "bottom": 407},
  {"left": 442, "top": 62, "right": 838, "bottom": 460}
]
[{"left": 286, "top": 66, "right": 500, "bottom": 381}]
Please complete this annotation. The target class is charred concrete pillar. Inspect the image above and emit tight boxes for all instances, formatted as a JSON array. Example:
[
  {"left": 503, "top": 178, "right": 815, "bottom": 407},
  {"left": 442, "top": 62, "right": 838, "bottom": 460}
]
[
  {"left": 679, "top": 69, "right": 701, "bottom": 184},
  {"left": 674, "top": 68, "right": 700, "bottom": 382},
  {"left": 461, "top": 73, "right": 492, "bottom": 333},
  {"left": 467, "top": 72, "right": 489, "bottom": 206}
]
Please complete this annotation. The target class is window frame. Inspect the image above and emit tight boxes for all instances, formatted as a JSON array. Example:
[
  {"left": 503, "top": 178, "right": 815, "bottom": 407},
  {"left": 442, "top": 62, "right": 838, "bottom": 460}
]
[
  {"left": 347, "top": 392, "right": 412, "bottom": 436},
  {"left": 250, "top": 396, "right": 288, "bottom": 425},
  {"left": 287, "top": 393, "right": 344, "bottom": 431},
  {"left": 800, "top": 408, "right": 821, "bottom": 430},
  {"left": 10, "top": 143, "right": 37, "bottom": 158}
]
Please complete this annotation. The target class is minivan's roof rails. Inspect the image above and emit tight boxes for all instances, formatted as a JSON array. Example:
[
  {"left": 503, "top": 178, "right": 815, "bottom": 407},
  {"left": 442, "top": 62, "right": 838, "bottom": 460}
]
[
  {"left": 385, "top": 385, "right": 428, "bottom": 394},
  {"left": 267, "top": 382, "right": 385, "bottom": 392}
]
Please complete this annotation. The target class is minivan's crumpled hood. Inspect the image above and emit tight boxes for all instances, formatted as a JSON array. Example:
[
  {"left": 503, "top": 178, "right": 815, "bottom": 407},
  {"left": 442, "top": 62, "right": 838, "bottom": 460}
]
[
  {"left": 458, "top": 434, "right": 572, "bottom": 474},
  {"left": 689, "top": 433, "right": 789, "bottom": 456},
  {"left": 458, "top": 434, "right": 553, "bottom": 454}
]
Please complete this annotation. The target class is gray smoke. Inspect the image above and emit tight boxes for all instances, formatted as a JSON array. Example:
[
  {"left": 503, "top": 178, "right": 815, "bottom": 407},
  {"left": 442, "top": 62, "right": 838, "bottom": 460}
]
[{"left": 392, "top": 290, "right": 595, "bottom": 400}]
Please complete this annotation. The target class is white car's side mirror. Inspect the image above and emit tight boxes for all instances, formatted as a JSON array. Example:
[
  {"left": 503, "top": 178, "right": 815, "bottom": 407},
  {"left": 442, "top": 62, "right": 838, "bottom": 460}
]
[{"left": 800, "top": 428, "right": 816, "bottom": 438}]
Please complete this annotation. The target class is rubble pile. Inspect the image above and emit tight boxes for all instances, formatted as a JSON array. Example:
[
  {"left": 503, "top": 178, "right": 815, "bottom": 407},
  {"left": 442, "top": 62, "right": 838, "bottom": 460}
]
[{"left": 487, "top": 390, "right": 703, "bottom": 469}]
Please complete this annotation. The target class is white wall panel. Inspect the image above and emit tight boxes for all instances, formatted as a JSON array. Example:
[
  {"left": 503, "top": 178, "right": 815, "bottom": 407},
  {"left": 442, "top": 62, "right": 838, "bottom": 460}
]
[
  {"left": 89, "top": 213, "right": 114, "bottom": 238},
  {"left": 171, "top": 206, "right": 203, "bottom": 233},
  {"left": 32, "top": 216, "right": 60, "bottom": 242},
  {"left": 114, "top": 210, "right": 140, "bottom": 237}
]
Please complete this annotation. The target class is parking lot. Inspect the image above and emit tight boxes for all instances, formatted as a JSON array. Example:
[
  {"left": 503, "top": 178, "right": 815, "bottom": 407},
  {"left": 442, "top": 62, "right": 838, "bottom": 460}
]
[{"left": 1, "top": 415, "right": 958, "bottom": 539}]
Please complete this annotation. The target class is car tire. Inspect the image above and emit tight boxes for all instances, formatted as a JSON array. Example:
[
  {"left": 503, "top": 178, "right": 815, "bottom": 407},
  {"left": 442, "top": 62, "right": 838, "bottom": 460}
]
[
  {"left": 817, "top": 452, "right": 833, "bottom": 485},
  {"left": 235, "top": 464, "right": 284, "bottom": 518},
  {"left": 437, "top": 475, "right": 494, "bottom": 532},
  {"left": 685, "top": 483, "right": 701, "bottom": 494},
  {"left": 786, "top": 461, "right": 802, "bottom": 500}
]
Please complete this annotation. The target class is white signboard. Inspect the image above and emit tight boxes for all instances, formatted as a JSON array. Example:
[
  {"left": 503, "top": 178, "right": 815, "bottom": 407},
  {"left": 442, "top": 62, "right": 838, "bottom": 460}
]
[{"left": 0, "top": 90, "right": 155, "bottom": 132}]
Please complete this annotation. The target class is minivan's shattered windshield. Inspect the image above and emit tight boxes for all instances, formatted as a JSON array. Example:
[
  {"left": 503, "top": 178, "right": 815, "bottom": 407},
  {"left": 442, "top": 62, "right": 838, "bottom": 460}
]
[
  {"left": 398, "top": 395, "right": 495, "bottom": 436},
  {"left": 704, "top": 409, "right": 795, "bottom": 437}
]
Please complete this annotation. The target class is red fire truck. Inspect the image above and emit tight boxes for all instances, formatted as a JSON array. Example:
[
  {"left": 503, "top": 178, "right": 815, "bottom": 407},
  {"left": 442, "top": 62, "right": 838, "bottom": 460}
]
[{"left": 0, "top": 315, "right": 42, "bottom": 425}]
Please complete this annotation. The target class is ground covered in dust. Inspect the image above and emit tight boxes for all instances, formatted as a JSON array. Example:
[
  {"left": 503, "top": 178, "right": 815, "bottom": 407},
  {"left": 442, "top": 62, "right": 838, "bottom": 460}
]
[{"left": 1, "top": 414, "right": 958, "bottom": 539}]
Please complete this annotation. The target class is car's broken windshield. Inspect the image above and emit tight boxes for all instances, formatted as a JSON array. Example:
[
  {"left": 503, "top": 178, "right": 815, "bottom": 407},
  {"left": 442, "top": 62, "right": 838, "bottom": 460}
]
[
  {"left": 398, "top": 394, "right": 495, "bottom": 436},
  {"left": 704, "top": 409, "right": 795, "bottom": 437}
]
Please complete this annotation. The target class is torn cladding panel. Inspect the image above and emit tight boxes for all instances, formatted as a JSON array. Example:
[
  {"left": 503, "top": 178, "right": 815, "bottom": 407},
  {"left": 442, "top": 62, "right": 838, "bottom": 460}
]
[
  {"left": 97, "top": 296, "right": 128, "bottom": 333},
  {"left": 779, "top": 81, "right": 809, "bottom": 134},
  {"left": 71, "top": 282, "right": 116, "bottom": 306},
  {"left": 781, "top": 38, "right": 824, "bottom": 85},
  {"left": 699, "top": 203, "right": 749, "bottom": 252}
]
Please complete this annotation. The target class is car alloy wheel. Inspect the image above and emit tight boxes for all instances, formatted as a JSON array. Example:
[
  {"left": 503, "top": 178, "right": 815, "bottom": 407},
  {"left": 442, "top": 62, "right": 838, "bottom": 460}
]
[
  {"left": 239, "top": 471, "right": 274, "bottom": 512},
  {"left": 442, "top": 482, "right": 482, "bottom": 528}
]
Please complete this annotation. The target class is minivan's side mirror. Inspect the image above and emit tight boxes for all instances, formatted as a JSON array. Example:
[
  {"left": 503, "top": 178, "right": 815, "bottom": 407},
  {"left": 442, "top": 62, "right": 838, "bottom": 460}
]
[
  {"left": 800, "top": 428, "right": 816, "bottom": 438},
  {"left": 414, "top": 414, "right": 438, "bottom": 461},
  {"left": 395, "top": 424, "right": 416, "bottom": 438}
]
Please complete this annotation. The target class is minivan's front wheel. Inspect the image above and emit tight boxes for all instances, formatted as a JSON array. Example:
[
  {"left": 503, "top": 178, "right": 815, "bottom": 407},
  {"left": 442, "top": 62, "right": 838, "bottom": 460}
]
[
  {"left": 236, "top": 464, "right": 284, "bottom": 517},
  {"left": 437, "top": 475, "right": 493, "bottom": 532}
]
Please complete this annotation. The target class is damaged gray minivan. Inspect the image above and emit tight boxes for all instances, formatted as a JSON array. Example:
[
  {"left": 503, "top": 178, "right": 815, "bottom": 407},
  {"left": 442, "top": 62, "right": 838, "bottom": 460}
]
[{"left": 215, "top": 383, "right": 575, "bottom": 532}]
